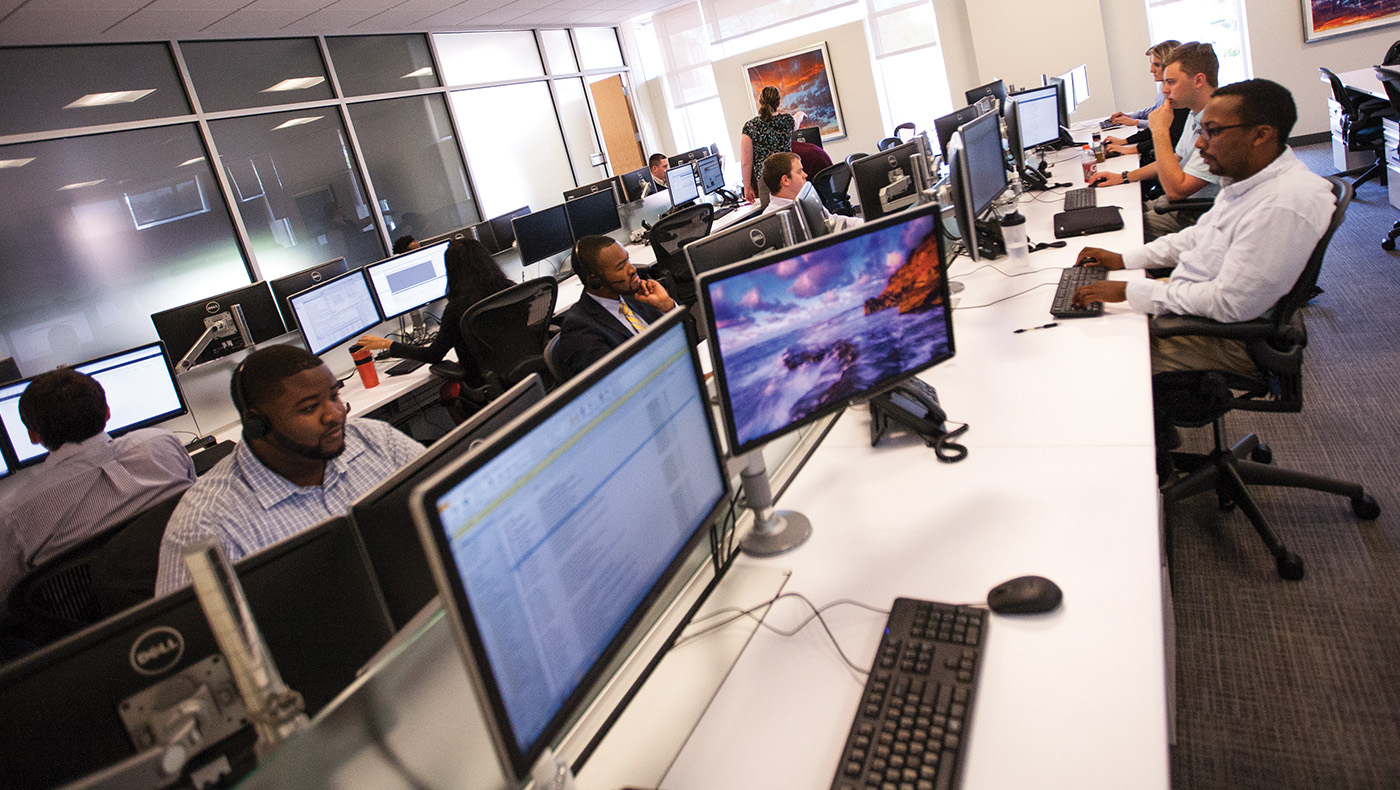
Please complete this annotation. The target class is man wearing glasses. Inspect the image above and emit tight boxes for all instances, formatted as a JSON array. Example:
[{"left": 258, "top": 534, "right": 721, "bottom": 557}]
[{"left": 1070, "top": 79, "right": 1335, "bottom": 375}]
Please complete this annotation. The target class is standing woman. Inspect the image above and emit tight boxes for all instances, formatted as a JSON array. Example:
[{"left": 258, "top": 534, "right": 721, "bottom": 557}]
[
  {"left": 740, "top": 86, "right": 796, "bottom": 208},
  {"left": 356, "top": 237, "right": 513, "bottom": 386}
]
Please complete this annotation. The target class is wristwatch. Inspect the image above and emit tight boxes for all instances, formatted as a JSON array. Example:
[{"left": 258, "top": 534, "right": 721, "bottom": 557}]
[{"left": 1121, "top": 171, "right": 1130, "bottom": 183}]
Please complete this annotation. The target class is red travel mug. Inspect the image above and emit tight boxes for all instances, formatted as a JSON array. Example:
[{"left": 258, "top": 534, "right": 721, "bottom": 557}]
[{"left": 349, "top": 344, "right": 379, "bottom": 389}]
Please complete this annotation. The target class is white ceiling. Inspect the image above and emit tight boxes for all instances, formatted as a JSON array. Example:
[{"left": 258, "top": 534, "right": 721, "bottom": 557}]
[{"left": 0, "top": 0, "right": 669, "bottom": 47}]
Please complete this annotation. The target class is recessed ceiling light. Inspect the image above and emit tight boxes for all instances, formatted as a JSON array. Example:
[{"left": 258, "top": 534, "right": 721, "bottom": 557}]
[
  {"left": 402, "top": 67, "right": 434, "bottom": 79},
  {"left": 64, "top": 89, "right": 156, "bottom": 109},
  {"left": 178, "top": 157, "right": 206, "bottom": 167},
  {"left": 272, "top": 116, "right": 323, "bottom": 130},
  {"left": 0, "top": 158, "right": 35, "bottom": 169},
  {"left": 59, "top": 179, "right": 105, "bottom": 190},
  {"left": 261, "top": 77, "right": 326, "bottom": 93}
]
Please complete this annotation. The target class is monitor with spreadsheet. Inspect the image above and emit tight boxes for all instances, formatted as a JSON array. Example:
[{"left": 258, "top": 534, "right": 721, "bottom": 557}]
[
  {"left": 696, "top": 153, "right": 726, "bottom": 195},
  {"left": 408, "top": 309, "right": 727, "bottom": 782},
  {"left": 699, "top": 202, "right": 954, "bottom": 455},
  {"left": 150, "top": 282, "right": 287, "bottom": 370},
  {"left": 563, "top": 176, "right": 623, "bottom": 203},
  {"left": 513, "top": 204, "right": 574, "bottom": 265},
  {"left": 270, "top": 258, "right": 350, "bottom": 330},
  {"left": 1010, "top": 85, "right": 1061, "bottom": 149},
  {"left": 851, "top": 139, "right": 931, "bottom": 222},
  {"left": 934, "top": 104, "right": 980, "bottom": 160},
  {"left": 960, "top": 110, "right": 1010, "bottom": 216},
  {"left": 668, "top": 161, "right": 699, "bottom": 207},
  {"left": 288, "top": 270, "right": 383, "bottom": 356},
  {"left": 684, "top": 209, "right": 797, "bottom": 277},
  {"left": 564, "top": 189, "right": 622, "bottom": 239},
  {"left": 964, "top": 79, "right": 1007, "bottom": 108},
  {"left": 488, "top": 206, "right": 530, "bottom": 254},
  {"left": 618, "top": 166, "right": 653, "bottom": 203},
  {"left": 363, "top": 240, "right": 450, "bottom": 320},
  {"left": 0, "top": 341, "right": 189, "bottom": 469}
]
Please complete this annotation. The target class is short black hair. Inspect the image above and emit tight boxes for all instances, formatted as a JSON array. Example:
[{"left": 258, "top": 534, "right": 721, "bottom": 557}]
[
  {"left": 572, "top": 235, "right": 617, "bottom": 284},
  {"left": 649, "top": 153, "right": 668, "bottom": 168},
  {"left": 19, "top": 368, "right": 107, "bottom": 449},
  {"left": 392, "top": 235, "right": 417, "bottom": 255},
  {"left": 1212, "top": 79, "right": 1297, "bottom": 146},
  {"left": 233, "top": 344, "right": 325, "bottom": 415}
]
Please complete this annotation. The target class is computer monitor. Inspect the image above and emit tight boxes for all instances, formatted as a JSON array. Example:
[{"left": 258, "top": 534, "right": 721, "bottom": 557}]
[
  {"left": 418, "top": 219, "right": 492, "bottom": 252},
  {"left": 1048, "top": 74, "right": 1075, "bottom": 121},
  {"left": 1009, "top": 85, "right": 1062, "bottom": 149},
  {"left": 851, "top": 139, "right": 932, "bottom": 222},
  {"left": 363, "top": 240, "right": 451, "bottom": 321},
  {"left": 794, "top": 181, "right": 834, "bottom": 238},
  {"left": 150, "top": 281, "right": 287, "bottom": 371},
  {"left": 0, "top": 515, "right": 394, "bottom": 790},
  {"left": 269, "top": 258, "right": 350, "bottom": 330},
  {"left": 349, "top": 374, "right": 547, "bottom": 630},
  {"left": 696, "top": 154, "right": 726, "bottom": 195},
  {"left": 564, "top": 189, "right": 622, "bottom": 239},
  {"left": 668, "top": 147, "right": 710, "bottom": 168},
  {"left": 934, "top": 104, "right": 980, "bottom": 160},
  {"left": 563, "top": 176, "right": 623, "bottom": 203},
  {"left": 287, "top": 270, "right": 383, "bottom": 356},
  {"left": 946, "top": 145, "right": 981, "bottom": 263},
  {"left": 1003, "top": 92, "right": 1027, "bottom": 176},
  {"left": 1067, "top": 64, "right": 1089, "bottom": 110},
  {"left": 0, "top": 341, "right": 190, "bottom": 470},
  {"left": 668, "top": 161, "right": 700, "bottom": 208},
  {"left": 959, "top": 110, "right": 1010, "bottom": 217},
  {"left": 408, "top": 309, "right": 727, "bottom": 782},
  {"left": 684, "top": 210, "right": 797, "bottom": 278},
  {"left": 618, "top": 166, "right": 653, "bottom": 203},
  {"left": 790, "top": 126, "right": 823, "bottom": 147},
  {"left": 487, "top": 206, "right": 530, "bottom": 254},
  {"left": 964, "top": 79, "right": 1007, "bottom": 108},
  {"left": 512, "top": 204, "right": 574, "bottom": 265},
  {"left": 699, "top": 202, "right": 954, "bottom": 456}
]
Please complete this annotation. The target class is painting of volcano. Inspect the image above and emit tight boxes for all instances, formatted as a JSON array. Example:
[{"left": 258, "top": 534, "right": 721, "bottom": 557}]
[
  {"left": 1304, "top": 0, "right": 1400, "bottom": 41},
  {"left": 744, "top": 43, "right": 846, "bottom": 142},
  {"left": 705, "top": 209, "right": 952, "bottom": 452}
]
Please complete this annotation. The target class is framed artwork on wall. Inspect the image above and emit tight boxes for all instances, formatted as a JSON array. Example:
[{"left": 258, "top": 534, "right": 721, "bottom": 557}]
[
  {"left": 744, "top": 42, "right": 845, "bottom": 142},
  {"left": 1304, "top": 0, "right": 1400, "bottom": 42}
]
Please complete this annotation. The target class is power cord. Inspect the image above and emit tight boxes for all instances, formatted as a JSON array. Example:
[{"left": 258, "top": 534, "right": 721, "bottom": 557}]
[
  {"left": 675, "top": 592, "right": 892, "bottom": 675},
  {"left": 952, "top": 281, "right": 1055, "bottom": 311}
]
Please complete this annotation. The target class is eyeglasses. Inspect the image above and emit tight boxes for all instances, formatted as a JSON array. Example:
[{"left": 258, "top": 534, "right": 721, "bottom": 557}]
[{"left": 1198, "top": 123, "right": 1254, "bottom": 141}]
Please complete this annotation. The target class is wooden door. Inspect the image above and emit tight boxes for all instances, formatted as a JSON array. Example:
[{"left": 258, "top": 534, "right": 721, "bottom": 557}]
[{"left": 590, "top": 74, "right": 646, "bottom": 175}]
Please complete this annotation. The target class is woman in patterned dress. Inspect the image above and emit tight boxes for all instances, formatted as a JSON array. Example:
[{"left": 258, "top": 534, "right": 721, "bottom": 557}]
[{"left": 740, "top": 85, "right": 795, "bottom": 208}]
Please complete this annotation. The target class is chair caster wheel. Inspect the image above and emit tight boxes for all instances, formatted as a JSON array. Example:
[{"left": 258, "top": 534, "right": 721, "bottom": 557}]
[
  {"left": 1276, "top": 552, "right": 1305, "bottom": 580},
  {"left": 1383, "top": 238, "right": 1396, "bottom": 251},
  {"left": 1353, "top": 494, "right": 1381, "bottom": 520},
  {"left": 1250, "top": 444, "right": 1273, "bottom": 464}
]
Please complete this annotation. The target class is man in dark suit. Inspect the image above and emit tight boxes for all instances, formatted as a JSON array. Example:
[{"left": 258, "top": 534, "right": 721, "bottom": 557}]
[{"left": 554, "top": 235, "right": 677, "bottom": 380}]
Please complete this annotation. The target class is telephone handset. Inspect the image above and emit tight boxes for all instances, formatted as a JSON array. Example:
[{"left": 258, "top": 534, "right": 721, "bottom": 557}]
[{"left": 868, "top": 379, "right": 968, "bottom": 462}]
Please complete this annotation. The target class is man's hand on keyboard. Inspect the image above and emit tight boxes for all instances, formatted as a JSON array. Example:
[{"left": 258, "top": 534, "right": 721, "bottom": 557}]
[
  {"left": 1072, "top": 280, "right": 1127, "bottom": 309},
  {"left": 1075, "top": 247, "right": 1124, "bottom": 268}
]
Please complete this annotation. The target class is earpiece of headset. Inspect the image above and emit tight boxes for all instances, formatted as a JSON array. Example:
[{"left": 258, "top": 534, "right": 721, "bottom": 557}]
[
  {"left": 229, "top": 357, "right": 271, "bottom": 441},
  {"left": 575, "top": 239, "right": 606, "bottom": 289}
]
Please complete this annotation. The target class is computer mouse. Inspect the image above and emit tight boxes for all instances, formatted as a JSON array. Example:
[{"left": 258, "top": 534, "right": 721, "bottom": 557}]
[
  {"left": 986, "top": 575, "right": 1062, "bottom": 614},
  {"left": 1105, "top": 150, "right": 1123, "bottom": 159}
]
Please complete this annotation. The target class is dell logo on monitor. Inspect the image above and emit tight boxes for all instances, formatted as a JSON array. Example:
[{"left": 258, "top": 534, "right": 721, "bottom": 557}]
[
  {"left": 130, "top": 626, "right": 185, "bottom": 675},
  {"left": 311, "top": 271, "right": 323, "bottom": 283},
  {"left": 205, "top": 301, "right": 221, "bottom": 315},
  {"left": 748, "top": 228, "right": 767, "bottom": 247}
]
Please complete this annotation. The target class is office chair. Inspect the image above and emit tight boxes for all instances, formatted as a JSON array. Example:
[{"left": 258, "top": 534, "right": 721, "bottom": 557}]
[
  {"left": 1371, "top": 66, "right": 1400, "bottom": 250},
  {"left": 648, "top": 203, "right": 715, "bottom": 308},
  {"left": 877, "top": 136, "right": 903, "bottom": 151},
  {"left": 894, "top": 122, "right": 916, "bottom": 142},
  {"left": 1320, "top": 67, "right": 1392, "bottom": 188},
  {"left": 432, "top": 277, "right": 559, "bottom": 407},
  {"left": 845, "top": 152, "right": 869, "bottom": 167},
  {"left": 543, "top": 334, "right": 565, "bottom": 384},
  {"left": 1153, "top": 176, "right": 1379, "bottom": 581},
  {"left": 811, "top": 162, "right": 857, "bottom": 216},
  {"left": 6, "top": 492, "right": 186, "bottom": 646}
]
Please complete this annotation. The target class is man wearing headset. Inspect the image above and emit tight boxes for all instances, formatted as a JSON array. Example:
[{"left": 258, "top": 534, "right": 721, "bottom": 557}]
[
  {"left": 154, "top": 344, "right": 423, "bottom": 595},
  {"left": 553, "top": 235, "right": 678, "bottom": 381}
]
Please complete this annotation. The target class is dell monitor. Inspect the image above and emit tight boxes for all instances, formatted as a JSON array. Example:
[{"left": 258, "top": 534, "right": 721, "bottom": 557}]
[
  {"left": 363, "top": 239, "right": 451, "bottom": 320},
  {"left": 668, "top": 147, "right": 710, "bottom": 168},
  {"left": 960, "top": 110, "right": 1010, "bottom": 217},
  {"left": 408, "top": 309, "right": 727, "bottom": 782},
  {"left": 964, "top": 79, "right": 1007, "bottom": 109},
  {"left": 790, "top": 126, "right": 823, "bottom": 147},
  {"left": 150, "top": 281, "right": 287, "bottom": 371},
  {"left": 487, "top": 206, "right": 530, "bottom": 254},
  {"left": 934, "top": 104, "right": 980, "bottom": 161},
  {"left": 564, "top": 189, "right": 623, "bottom": 239},
  {"left": 1047, "top": 74, "right": 1074, "bottom": 128},
  {"left": 287, "top": 270, "right": 384, "bottom": 356},
  {"left": 684, "top": 210, "right": 796, "bottom": 278},
  {"left": 0, "top": 516, "right": 394, "bottom": 790},
  {"left": 563, "top": 176, "right": 623, "bottom": 203},
  {"left": 1009, "top": 85, "right": 1062, "bottom": 150},
  {"left": 512, "top": 204, "right": 574, "bottom": 266},
  {"left": 1067, "top": 64, "right": 1089, "bottom": 110},
  {"left": 270, "top": 258, "right": 350, "bottom": 330},
  {"left": 349, "top": 374, "right": 547, "bottom": 629},
  {"left": 946, "top": 145, "right": 982, "bottom": 262},
  {"left": 696, "top": 153, "right": 726, "bottom": 195},
  {"left": 699, "top": 202, "right": 954, "bottom": 456},
  {"left": 1003, "top": 92, "right": 1027, "bottom": 175},
  {"left": 668, "top": 161, "right": 700, "bottom": 208},
  {"left": 0, "top": 341, "right": 189, "bottom": 470},
  {"left": 851, "top": 139, "right": 932, "bottom": 222},
  {"left": 618, "top": 166, "right": 654, "bottom": 203}
]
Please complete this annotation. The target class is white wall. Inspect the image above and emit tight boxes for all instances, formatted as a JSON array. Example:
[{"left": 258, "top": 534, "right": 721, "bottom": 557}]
[
  {"left": 711, "top": 20, "right": 884, "bottom": 166},
  {"left": 1099, "top": 0, "right": 1156, "bottom": 113}
]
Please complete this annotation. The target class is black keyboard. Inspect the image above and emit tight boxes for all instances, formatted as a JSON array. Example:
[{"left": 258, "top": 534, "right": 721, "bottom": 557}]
[
  {"left": 713, "top": 204, "right": 737, "bottom": 221},
  {"left": 384, "top": 358, "right": 426, "bottom": 376},
  {"left": 1050, "top": 265, "right": 1108, "bottom": 318},
  {"left": 1063, "top": 187, "right": 1098, "bottom": 212},
  {"left": 829, "top": 597, "right": 987, "bottom": 790}
]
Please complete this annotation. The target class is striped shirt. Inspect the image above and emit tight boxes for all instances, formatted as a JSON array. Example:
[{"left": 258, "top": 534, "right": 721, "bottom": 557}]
[
  {"left": 154, "top": 418, "right": 424, "bottom": 596},
  {"left": 0, "top": 429, "right": 196, "bottom": 604}
]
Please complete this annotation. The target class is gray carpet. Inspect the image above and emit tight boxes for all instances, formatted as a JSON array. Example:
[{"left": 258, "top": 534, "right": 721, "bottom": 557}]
[{"left": 1167, "top": 143, "right": 1400, "bottom": 790}]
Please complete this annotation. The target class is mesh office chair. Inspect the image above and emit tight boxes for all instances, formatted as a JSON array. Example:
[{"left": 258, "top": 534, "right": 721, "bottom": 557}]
[
  {"left": 1371, "top": 66, "right": 1400, "bottom": 250},
  {"left": 1320, "top": 67, "right": 1392, "bottom": 188},
  {"left": 811, "top": 162, "right": 857, "bottom": 217},
  {"left": 648, "top": 203, "right": 715, "bottom": 308},
  {"left": 845, "top": 152, "right": 869, "bottom": 167},
  {"left": 543, "top": 334, "right": 566, "bottom": 384},
  {"left": 893, "top": 122, "right": 917, "bottom": 142},
  {"left": 877, "top": 137, "right": 903, "bottom": 151},
  {"left": 1153, "top": 176, "right": 1379, "bottom": 580},
  {"left": 433, "top": 277, "right": 558, "bottom": 408}
]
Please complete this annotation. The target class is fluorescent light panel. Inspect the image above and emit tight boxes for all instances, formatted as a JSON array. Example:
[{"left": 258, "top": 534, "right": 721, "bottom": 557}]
[
  {"left": 178, "top": 157, "right": 206, "bottom": 167},
  {"left": 402, "top": 67, "right": 434, "bottom": 78},
  {"left": 64, "top": 89, "right": 156, "bottom": 108},
  {"left": 261, "top": 77, "right": 325, "bottom": 93},
  {"left": 59, "top": 180, "right": 105, "bottom": 190},
  {"left": 272, "top": 116, "right": 323, "bottom": 130},
  {"left": 0, "top": 158, "right": 35, "bottom": 169}
]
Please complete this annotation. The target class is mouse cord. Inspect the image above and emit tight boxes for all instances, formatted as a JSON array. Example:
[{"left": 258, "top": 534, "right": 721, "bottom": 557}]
[
  {"left": 675, "top": 592, "right": 890, "bottom": 675},
  {"left": 952, "top": 281, "right": 1055, "bottom": 311},
  {"left": 956, "top": 262, "right": 1061, "bottom": 279}
]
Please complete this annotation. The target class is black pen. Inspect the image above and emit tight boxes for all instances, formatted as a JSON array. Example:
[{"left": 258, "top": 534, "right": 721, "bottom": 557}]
[{"left": 1013, "top": 322, "right": 1059, "bottom": 334}]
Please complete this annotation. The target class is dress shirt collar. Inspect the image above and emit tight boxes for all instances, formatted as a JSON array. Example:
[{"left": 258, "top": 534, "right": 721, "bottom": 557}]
[
  {"left": 45, "top": 431, "right": 113, "bottom": 465},
  {"left": 233, "top": 423, "right": 367, "bottom": 510},
  {"left": 1217, "top": 146, "right": 1299, "bottom": 195}
]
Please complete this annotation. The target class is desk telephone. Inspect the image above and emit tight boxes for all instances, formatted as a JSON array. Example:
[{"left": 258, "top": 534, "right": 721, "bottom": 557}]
[{"left": 869, "top": 378, "right": 968, "bottom": 462}]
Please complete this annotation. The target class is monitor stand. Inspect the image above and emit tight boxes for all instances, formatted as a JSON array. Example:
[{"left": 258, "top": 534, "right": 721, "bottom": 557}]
[
  {"left": 404, "top": 308, "right": 429, "bottom": 345},
  {"left": 738, "top": 450, "right": 812, "bottom": 557}
]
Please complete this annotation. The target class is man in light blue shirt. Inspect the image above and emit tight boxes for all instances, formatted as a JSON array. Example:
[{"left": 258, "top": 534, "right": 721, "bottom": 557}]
[{"left": 155, "top": 345, "right": 423, "bottom": 595}]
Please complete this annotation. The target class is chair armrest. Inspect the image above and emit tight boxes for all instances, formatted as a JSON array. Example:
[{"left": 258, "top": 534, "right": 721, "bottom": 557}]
[
  {"left": 1152, "top": 198, "right": 1214, "bottom": 215},
  {"left": 429, "top": 361, "right": 466, "bottom": 382},
  {"left": 1150, "top": 313, "right": 1275, "bottom": 341}
]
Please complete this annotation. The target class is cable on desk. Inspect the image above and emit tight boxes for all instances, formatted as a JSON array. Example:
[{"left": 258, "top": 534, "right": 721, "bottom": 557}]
[
  {"left": 952, "top": 281, "right": 1055, "bottom": 311},
  {"left": 676, "top": 592, "right": 891, "bottom": 675},
  {"left": 363, "top": 711, "right": 434, "bottom": 790},
  {"left": 958, "top": 262, "right": 1061, "bottom": 279}
]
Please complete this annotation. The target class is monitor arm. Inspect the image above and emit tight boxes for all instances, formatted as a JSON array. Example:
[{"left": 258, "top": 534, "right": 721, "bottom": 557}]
[
  {"left": 738, "top": 449, "right": 812, "bottom": 557},
  {"left": 175, "top": 305, "right": 253, "bottom": 373}
]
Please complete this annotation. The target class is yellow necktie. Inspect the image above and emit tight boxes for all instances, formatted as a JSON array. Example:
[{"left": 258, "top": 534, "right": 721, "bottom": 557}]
[{"left": 619, "top": 301, "right": 645, "bottom": 333}]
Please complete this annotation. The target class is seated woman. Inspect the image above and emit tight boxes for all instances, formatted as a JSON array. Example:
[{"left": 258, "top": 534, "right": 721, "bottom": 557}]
[{"left": 356, "top": 237, "right": 514, "bottom": 387}]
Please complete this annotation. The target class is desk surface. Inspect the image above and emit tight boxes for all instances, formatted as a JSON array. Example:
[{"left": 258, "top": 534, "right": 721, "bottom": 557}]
[{"left": 1334, "top": 66, "right": 1385, "bottom": 100}]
